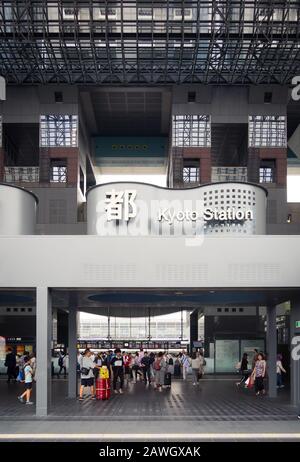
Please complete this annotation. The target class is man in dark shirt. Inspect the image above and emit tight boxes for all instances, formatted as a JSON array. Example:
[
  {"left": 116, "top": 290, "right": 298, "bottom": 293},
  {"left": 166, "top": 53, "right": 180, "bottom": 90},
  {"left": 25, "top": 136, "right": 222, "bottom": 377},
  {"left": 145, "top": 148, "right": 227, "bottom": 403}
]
[
  {"left": 110, "top": 348, "right": 124, "bottom": 394},
  {"left": 5, "top": 348, "right": 16, "bottom": 383},
  {"left": 141, "top": 351, "right": 152, "bottom": 384}
]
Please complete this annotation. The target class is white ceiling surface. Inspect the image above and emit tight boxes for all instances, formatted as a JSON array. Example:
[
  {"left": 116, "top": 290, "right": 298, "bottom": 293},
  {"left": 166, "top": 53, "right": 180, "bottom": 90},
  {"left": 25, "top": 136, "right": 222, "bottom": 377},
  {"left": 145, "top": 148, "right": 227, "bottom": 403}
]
[{"left": 0, "top": 235, "right": 300, "bottom": 288}]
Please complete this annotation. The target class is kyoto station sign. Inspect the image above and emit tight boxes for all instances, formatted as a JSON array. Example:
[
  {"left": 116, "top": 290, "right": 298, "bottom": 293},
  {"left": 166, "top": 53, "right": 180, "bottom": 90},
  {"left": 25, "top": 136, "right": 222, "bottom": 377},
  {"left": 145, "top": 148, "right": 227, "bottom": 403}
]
[{"left": 86, "top": 182, "right": 267, "bottom": 237}]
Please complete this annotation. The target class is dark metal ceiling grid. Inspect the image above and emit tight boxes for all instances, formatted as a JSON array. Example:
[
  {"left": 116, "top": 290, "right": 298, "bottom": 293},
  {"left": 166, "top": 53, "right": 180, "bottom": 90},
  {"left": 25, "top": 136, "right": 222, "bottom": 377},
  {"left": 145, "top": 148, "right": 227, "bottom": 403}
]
[{"left": 0, "top": 1, "right": 299, "bottom": 85}]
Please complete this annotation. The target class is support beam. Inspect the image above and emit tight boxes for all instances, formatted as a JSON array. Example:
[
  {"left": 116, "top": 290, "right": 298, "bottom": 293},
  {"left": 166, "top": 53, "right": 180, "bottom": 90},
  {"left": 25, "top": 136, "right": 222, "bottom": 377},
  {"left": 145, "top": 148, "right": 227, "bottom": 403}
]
[
  {"left": 190, "top": 309, "right": 199, "bottom": 355},
  {"left": 36, "top": 287, "right": 52, "bottom": 416},
  {"left": 68, "top": 306, "right": 78, "bottom": 399},
  {"left": 266, "top": 305, "right": 277, "bottom": 398},
  {"left": 290, "top": 299, "right": 300, "bottom": 406}
]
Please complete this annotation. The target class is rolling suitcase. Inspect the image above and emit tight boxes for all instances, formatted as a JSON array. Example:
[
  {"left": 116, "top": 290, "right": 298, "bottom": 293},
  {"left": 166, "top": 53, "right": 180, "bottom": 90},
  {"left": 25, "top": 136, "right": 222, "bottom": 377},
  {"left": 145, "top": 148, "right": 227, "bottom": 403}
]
[
  {"left": 96, "top": 378, "right": 111, "bottom": 400},
  {"left": 164, "top": 372, "right": 172, "bottom": 387}
]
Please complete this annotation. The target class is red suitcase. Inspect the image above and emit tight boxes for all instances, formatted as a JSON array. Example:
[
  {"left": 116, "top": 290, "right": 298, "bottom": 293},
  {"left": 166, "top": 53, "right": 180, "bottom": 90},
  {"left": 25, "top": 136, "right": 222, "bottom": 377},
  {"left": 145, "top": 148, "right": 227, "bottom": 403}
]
[{"left": 96, "top": 378, "right": 111, "bottom": 400}]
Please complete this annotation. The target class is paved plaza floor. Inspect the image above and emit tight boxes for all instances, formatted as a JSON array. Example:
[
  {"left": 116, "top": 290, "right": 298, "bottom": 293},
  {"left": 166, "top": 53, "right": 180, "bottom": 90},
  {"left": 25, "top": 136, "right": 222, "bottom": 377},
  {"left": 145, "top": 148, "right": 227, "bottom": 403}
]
[{"left": 0, "top": 375, "right": 299, "bottom": 441}]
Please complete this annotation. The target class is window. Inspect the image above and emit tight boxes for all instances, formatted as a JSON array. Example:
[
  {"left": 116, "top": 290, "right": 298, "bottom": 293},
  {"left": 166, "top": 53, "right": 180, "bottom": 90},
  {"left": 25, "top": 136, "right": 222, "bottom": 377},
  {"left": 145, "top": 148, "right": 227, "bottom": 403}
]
[
  {"left": 183, "top": 160, "right": 200, "bottom": 183},
  {"left": 40, "top": 115, "right": 78, "bottom": 147},
  {"left": 264, "top": 92, "right": 272, "bottom": 103},
  {"left": 172, "top": 115, "right": 211, "bottom": 147},
  {"left": 248, "top": 115, "right": 286, "bottom": 147},
  {"left": 188, "top": 91, "right": 196, "bottom": 103},
  {"left": 54, "top": 91, "right": 63, "bottom": 103},
  {"left": 50, "top": 159, "right": 67, "bottom": 183},
  {"left": 259, "top": 160, "right": 276, "bottom": 183}
]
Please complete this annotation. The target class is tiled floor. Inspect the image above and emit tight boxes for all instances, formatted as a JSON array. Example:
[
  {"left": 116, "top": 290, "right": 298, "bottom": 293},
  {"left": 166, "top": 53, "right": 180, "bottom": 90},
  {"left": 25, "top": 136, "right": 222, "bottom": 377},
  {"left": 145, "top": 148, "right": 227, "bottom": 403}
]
[{"left": 0, "top": 375, "right": 296, "bottom": 421}]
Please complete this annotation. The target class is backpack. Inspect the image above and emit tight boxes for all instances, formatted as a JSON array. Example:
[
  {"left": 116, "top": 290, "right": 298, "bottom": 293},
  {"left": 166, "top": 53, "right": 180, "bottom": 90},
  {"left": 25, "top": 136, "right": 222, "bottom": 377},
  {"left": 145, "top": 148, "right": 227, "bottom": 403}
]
[
  {"left": 17, "top": 368, "right": 25, "bottom": 382},
  {"left": 168, "top": 358, "right": 174, "bottom": 366}
]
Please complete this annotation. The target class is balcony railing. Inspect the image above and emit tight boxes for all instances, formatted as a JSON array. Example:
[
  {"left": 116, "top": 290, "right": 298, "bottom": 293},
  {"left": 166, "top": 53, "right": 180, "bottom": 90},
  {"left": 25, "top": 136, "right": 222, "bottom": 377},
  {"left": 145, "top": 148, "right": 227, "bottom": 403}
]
[
  {"left": 211, "top": 167, "right": 248, "bottom": 183},
  {"left": 4, "top": 167, "right": 39, "bottom": 183}
]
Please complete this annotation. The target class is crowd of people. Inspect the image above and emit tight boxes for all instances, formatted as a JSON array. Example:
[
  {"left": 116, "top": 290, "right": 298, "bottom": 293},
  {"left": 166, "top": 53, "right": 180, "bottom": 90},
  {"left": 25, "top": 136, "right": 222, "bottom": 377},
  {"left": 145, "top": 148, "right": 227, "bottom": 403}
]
[
  {"left": 77, "top": 348, "right": 206, "bottom": 400},
  {"left": 236, "top": 349, "right": 287, "bottom": 396},
  {"left": 3, "top": 345, "right": 292, "bottom": 410}
]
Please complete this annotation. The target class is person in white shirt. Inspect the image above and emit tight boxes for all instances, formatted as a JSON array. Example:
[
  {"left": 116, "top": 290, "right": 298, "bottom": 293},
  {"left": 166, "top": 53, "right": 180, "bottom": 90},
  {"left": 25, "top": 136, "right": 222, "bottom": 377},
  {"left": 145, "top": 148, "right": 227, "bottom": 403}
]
[
  {"left": 181, "top": 352, "right": 191, "bottom": 380},
  {"left": 276, "top": 354, "right": 286, "bottom": 388},
  {"left": 79, "top": 349, "right": 96, "bottom": 401}
]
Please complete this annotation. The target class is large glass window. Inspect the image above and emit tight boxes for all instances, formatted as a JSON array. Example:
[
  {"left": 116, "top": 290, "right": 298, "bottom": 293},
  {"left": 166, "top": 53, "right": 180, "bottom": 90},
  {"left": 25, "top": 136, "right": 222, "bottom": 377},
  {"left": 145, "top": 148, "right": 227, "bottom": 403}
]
[
  {"left": 40, "top": 115, "right": 78, "bottom": 147},
  {"left": 248, "top": 115, "right": 286, "bottom": 147},
  {"left": 172, "top": 115, "right": 211, "bottom": 147}
]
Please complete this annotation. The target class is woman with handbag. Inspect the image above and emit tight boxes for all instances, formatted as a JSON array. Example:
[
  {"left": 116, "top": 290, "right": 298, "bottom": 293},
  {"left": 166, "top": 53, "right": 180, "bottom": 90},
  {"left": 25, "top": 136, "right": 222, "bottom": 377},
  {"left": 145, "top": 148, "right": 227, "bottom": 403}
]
[{"left": 252, "top": 353, "right": 267, "bottom": 396}]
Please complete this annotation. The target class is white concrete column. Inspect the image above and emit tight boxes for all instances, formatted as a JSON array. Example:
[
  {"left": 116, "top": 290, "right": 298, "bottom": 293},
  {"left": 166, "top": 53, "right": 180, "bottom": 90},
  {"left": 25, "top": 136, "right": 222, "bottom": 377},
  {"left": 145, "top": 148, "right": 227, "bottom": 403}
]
[
  {"left": 36, "top": 287, "right": 52, "bottom": 416},
  {"left": 68, "top": 307, "right": 78, "bottom": 398},
  {"left": 267, "top": 305, "right": 277, "bottom": 398}
]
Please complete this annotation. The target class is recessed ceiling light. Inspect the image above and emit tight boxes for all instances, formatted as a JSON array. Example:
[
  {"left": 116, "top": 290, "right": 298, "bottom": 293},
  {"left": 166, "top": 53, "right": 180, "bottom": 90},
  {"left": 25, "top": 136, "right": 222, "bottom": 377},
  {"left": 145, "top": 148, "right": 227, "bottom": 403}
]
[
  {"left": 209, "top": 290, "right": 215, "bottom": 294},
  {"left": 175, "top": 292, "right": 184, "bottom": 295}
]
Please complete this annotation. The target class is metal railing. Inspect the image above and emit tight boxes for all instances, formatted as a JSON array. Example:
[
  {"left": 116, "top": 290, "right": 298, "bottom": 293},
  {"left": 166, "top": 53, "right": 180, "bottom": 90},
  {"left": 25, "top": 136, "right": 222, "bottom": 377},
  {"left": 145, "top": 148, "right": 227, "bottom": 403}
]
[{"left": 4, "top": 166, "right": 39, "bottom": 183}]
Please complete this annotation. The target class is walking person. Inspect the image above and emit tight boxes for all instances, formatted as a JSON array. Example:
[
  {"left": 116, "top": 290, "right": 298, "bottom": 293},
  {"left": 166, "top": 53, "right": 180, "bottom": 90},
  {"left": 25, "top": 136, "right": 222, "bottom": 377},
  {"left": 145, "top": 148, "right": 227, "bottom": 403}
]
[
  {"left": 17, "top": 356, "right": 34, "bottom": 405},
  {"left": 236, "top": 353, "right": 249, "bottom": 387},
  {"left": 110, "top": 348, "right": 125, "bottom": 394},
  {"left": 78, "top": 349, "right": 96, "bottom": 401},
  {"left": 276, "top": 354, "right": 286, "bottom": 388},
  {"left": 5, "top": 347, "right": 16, "bottom": 383},
  {"left": 57, "top": 351, "right": 67, "bottom": 377},
  {"left": 182, "top": 353, "right": 191, "bottom": 381},
  {"left": 252, "top": 353, "right": 267, "bottom": 396}
]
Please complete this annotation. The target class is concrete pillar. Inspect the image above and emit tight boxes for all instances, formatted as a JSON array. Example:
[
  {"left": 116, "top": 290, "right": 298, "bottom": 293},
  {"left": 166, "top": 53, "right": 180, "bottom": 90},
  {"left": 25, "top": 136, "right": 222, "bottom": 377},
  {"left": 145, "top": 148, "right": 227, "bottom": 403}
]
[
  {"left": 68, "top": 307, "right": 78, "bottom": 398},
  {"left": 190, "top": 309, "right": 198, "bottom": 354},
  {"left": 290, "top": 299, "right": 300, "bottom": 406},
  {"left": 36, "top": 287, "right": 52, "bottom": 416},
  {"left": 266, "top": 305, "right": 277, "bottom": 398}
]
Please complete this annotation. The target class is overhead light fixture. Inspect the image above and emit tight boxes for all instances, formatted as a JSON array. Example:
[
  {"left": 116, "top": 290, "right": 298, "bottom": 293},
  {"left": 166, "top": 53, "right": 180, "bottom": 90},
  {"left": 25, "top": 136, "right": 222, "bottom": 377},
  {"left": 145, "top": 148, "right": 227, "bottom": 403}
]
[{"left": 175, "top": 292, "right": 184, "bottom": 295}]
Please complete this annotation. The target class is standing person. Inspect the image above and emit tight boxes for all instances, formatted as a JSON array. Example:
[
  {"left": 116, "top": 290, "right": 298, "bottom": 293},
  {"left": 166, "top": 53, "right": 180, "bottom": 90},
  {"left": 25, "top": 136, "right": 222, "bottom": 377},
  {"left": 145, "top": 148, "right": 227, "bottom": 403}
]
[
  {"left": 29, "top": 353, "right": 37, "bottom": 381},
  {"left": 149, "top": 352, "right": 155, "bottom": 381},
  {"left": 124, "top": 352, "right": 132, "bottom": 386},
  {"left": 276, "top": 354, "right": 286, "bottom": 388},
  {"left": 110, "top": 348, "right": 125, "bottom": 394},
  {"left": 63, "top": 353, "right": 68, "bottom": 377},
  {"left": 174, "top": 355, "right": 181, "bottom": 378},
  {"left": 15, "top": 354, "right": 21, "bottom": 380},
  {"left": 154, "top": 352, "right": 167, "bottom": 391},
  {"left": 132, "top": 352, "right": 142, "bottom": 383},
  {"left": 236, "top": 353, "right": 249, "bottom": 387},
  {"left": 78, "top": 349, "right": 96, "bottom": 401},
  {"left": 191, "top": 352, "right": 204, "bottom": 385},
  {"left": 252, "top": 349, "right": 259, "bottom": 370},
  {"left": 5, "top": 347, "right": 16, "bottom": 383},
  {"left": 17, "top": 356, "right": 34, "bottom": 405},
  {"left": 252, "top": 353, "right": 267, "bottom": 396},
  {"left": 141, "top": 351, "right": 152, "bottom": 385}
]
